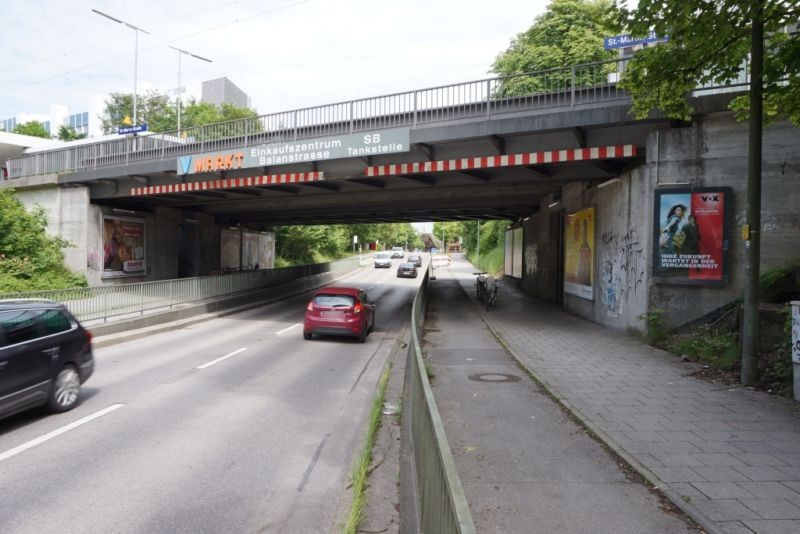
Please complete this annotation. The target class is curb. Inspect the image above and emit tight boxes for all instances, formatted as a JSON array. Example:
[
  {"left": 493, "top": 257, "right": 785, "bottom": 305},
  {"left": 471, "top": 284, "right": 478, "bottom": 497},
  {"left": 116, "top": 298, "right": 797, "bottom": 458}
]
[
  {"left": 93, "top": 263, "right": 370, "bottom": 349},
  {"left": 448, "top": 269, "right": 726, "bottom": 534}
]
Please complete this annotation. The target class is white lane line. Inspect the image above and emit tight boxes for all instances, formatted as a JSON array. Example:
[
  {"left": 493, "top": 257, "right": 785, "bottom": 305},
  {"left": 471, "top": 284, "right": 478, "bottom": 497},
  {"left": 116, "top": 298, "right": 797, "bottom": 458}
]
[
  {"left": 0, "top": 404, "right": 124, "bottom": 463},
  {"left": 196, "top": 347, "right": 247, "bottom": 370},
  {"left": 275, "top": 323, "right": 300, "bottom": 335}
]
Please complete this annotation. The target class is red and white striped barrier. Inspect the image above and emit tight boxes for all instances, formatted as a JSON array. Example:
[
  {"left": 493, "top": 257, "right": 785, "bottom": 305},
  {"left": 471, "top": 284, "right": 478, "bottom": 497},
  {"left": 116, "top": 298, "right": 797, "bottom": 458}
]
[
  {"left": 130, "top": 171, "right": 325, "bottom": 197},
  {"left": 365, "top": 145, "right": 636, "bottom": 177}
]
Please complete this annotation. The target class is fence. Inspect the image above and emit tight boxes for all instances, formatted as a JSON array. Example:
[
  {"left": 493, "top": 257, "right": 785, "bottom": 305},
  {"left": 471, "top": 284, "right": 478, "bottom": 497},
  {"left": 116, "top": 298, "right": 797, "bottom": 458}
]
[
  {"left": 0, "top": 256, "right": 363, "bottom": 324},
  {"left": 406, "top": 269, "right": 476, "bottom": 533},
  {"left": 6, "top": 59, "right": 637, "bottom": 179}
]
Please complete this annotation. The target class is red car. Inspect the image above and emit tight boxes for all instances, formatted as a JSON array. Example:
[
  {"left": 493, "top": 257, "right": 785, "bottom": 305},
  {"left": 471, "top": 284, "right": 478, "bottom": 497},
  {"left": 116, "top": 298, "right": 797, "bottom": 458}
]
[{"left": 303, "top": 287, "right": 376, "bottom": 342}]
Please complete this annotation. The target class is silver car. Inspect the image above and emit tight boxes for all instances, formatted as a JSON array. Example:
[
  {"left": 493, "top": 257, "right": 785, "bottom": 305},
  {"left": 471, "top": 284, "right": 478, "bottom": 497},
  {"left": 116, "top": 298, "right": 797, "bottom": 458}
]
[{"left": 373, "top": 252, "right": 392, "bottom": 268}]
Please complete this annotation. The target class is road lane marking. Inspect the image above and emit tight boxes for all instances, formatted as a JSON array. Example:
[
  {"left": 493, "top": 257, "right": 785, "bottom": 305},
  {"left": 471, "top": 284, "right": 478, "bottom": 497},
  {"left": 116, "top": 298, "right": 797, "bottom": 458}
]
[
  {"left": 276, "top": 323, "right": 300, "bottom": 335},
  {"left": 196, "top": 347, "right": 247, "bottom": 370},
  {"left": 0, "top": 404, "right": 124, "bottom": 463}
]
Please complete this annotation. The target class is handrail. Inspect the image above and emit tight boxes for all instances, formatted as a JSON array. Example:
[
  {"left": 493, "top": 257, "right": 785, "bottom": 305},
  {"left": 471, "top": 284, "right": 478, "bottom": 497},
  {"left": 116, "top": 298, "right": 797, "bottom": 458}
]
[
  {"left": 0, "top": 256, "right": 363, "bottom": 324},
  {"left": 406, "top": 268, "right": 476, "bottom": 533},
  {"left": 5, "top": 56, "right": 750, "bottom": 181}
]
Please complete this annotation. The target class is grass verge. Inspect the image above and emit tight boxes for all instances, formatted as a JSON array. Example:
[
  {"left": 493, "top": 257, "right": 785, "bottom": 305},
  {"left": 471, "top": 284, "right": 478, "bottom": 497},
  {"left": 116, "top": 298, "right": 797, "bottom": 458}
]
[
  {"left": 342, "top": 360, "right": 392, "bottom": 534},
  {"left": 466, "top": 245, "right": 505, "bottom": 275}
]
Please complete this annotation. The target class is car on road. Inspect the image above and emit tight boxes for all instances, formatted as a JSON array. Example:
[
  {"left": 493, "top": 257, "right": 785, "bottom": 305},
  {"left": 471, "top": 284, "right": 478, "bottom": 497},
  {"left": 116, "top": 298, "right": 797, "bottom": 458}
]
[
  {"left": 396, "top": 262, "right": 418, "bottom": 278},
  {"left": 373, "top": 252, "right": 391, "bottom": 268},
  {"left": 407, "top": 254, "right": 422, "bottom": 268},
  {"left": 0, "top": 299, "right": 94, "bottom": 421},
  {"left": 303, "top": 287, "right": 375, "bottom": 342},
  {"left": 390, "top": 246, "right": 404, "bottom": 259}
]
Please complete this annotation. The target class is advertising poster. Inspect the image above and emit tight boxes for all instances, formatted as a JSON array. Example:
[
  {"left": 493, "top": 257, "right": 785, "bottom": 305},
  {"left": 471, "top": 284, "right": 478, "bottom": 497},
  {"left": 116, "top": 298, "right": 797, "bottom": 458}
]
[
  {"left": 103, "top": 216, "right": 146, "bottom": 277},
  {"left": 257, "top": 233, "right": 274, "bottom": 269},
  {"left": 564, "top": 207, "right": 595, "bottom": 300},
  {"left": 220, "top": 228, "right": 241, "bottom": 271},
  {"left": 653, "top": 188, "right": 730, "bottom": 284},
  {"left": 242, "top": 231, "right": 259, "bottom": 269}
]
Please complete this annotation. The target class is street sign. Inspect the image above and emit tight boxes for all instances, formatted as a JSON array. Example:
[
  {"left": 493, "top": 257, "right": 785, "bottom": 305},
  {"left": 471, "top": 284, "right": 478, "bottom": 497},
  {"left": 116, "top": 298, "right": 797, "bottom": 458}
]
[
  {"left": 118, "top": 123, "right": 148, "bottom": 135},
  {"left": 604, "top": 31, "right": 666, "bottom": 50}
]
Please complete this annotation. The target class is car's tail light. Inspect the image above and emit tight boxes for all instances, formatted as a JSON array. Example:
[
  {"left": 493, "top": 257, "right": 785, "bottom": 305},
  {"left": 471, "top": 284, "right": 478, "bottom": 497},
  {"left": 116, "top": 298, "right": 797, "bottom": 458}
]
[
  {"left": 85, "top": 330, "right": 93, "bottom": 345},
  {"left": 353, "top": 302, "right": 363, "bottom": 314},
  {"left": 307, "top": 301, "right": 314, "bottom": 311}
]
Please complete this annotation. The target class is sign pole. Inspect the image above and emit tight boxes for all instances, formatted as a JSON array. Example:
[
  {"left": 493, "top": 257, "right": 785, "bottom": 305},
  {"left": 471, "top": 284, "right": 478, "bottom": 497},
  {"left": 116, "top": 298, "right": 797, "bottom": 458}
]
[{"left": 792, "top": 301, "right": 800, "bottom": 401}]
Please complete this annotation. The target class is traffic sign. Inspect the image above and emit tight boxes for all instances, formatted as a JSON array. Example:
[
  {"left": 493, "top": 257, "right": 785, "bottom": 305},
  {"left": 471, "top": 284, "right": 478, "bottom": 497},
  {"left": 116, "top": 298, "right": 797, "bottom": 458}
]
[{"left": 118, "top": 123, "right": 148, "bottom": 135}]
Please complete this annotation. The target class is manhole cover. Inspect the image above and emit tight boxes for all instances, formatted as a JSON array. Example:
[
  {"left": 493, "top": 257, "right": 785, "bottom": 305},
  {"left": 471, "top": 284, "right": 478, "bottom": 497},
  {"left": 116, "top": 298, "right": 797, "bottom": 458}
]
[{"left": 468, "top": 373, "right": 521, "bottom": 383}]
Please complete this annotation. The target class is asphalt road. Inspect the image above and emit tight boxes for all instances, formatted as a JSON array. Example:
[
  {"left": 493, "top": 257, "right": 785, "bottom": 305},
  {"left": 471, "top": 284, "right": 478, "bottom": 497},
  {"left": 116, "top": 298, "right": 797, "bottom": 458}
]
[{"left": 0, "top": 261, "right": 423, "bottom": 534}]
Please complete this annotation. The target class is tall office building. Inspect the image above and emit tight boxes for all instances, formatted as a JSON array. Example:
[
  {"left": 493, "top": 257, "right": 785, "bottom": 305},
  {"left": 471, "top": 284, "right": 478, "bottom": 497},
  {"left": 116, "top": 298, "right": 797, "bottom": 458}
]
[{"left": 201, "top": 77, "right": 251, "bottom": 109}]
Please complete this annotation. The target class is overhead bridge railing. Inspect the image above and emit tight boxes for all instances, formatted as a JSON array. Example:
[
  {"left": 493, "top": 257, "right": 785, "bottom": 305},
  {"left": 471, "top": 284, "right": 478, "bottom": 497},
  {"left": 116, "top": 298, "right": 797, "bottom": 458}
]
[
  {"left": 0, "top": 256, "right": 363, "bottom": 324},
  {"left": 6, "top": 56, "right": 751, "bottom": 180},
  {"left": 7, "top": 59, "right": 635, "bottom": 180}
]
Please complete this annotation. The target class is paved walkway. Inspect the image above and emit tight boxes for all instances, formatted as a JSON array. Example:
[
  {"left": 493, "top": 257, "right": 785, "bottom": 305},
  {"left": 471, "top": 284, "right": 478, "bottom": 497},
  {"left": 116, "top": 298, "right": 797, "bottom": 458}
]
[
  {"left": 424, "top": 268, "right": 695, "bottom": 532},
  {"left": 435, "top": 255, "right": 800, "bottom": 534}
]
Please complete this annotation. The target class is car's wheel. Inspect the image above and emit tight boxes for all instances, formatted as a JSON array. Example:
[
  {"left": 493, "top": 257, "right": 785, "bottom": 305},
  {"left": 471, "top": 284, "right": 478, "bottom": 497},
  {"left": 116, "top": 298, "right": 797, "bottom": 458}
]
[
  {"left": 303, "top": 332, "right": 312, "bottom": 340},
  {"left": 47, "top": 365, "right": 81, "bottom": 413},
  {"left": 357, "top": 327, "right": 368, "bottom": 343}
]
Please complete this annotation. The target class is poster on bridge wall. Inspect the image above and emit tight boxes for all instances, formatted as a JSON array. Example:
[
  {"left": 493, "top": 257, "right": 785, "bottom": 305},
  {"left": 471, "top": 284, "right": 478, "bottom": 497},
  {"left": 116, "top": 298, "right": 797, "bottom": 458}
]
[
  {"left": 102, "top": 216, "right": 146, "bottom": 278},
  {"left": 220, "top": 228, "right": 241, "bottom": 271},
  {"left": 564, "top": 207, "right": 595, "bottom": 300},
  {"left": 652, "top": 187, "right": 730, "bottom": 285}
]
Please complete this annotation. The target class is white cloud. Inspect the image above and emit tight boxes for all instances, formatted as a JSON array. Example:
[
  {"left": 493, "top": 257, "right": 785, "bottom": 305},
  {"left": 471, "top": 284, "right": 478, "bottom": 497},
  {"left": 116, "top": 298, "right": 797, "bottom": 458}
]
[{"left": 1, "top": 0, "right": 550, "bottom": 117}]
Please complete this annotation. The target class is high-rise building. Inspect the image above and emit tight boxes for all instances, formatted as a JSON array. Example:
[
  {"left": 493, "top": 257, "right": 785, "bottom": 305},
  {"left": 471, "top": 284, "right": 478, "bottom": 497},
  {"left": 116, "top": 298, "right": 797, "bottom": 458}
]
[
  {"left": 0, "top": 98, "right": 105, "bottom": 138},
  {"left": 201, "top": 77, "right": 251, "bottom": 109}
]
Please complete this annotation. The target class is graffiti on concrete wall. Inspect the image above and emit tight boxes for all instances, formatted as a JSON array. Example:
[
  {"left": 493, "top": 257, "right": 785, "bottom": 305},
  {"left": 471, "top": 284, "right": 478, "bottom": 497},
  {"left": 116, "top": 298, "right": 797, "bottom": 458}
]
[
  {"left": 598, "top": 228, "right": 646, "bottom": 317},
  {"left": 525, "top": 243, "right": 539, "bottom": 276},
  {"left": 87, "top": 249, "right": 101, "bottom": 271}
]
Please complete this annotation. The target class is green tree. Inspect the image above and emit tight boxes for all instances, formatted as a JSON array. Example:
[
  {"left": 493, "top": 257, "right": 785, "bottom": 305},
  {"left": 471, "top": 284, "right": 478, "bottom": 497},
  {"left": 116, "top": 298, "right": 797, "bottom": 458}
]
[
  {"left": 12, "top": 121, "right": 51, "bottom": 139},
  {"left": 491, "top": 0, "right": 621, "bottom": 96},
  {"left": 0, "top": 188, "right": 86, "bottom": 292},
  {"left": 100, "top": 92, "right": 259, "bottom": 134},
  {"left": 57, "top": 125, "right": 87, "bottom": 141},
  {"left": 621, "top": 1, "right": 800, "bottom": 125}
]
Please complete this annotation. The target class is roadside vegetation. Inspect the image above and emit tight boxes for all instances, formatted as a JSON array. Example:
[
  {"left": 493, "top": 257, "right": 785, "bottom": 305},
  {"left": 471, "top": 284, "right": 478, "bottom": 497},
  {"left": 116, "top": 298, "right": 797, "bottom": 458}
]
[
  {"left": 639, "top": 260, "right": 799, "bottom": 396},
  {"left": 343, "top": 362, "right": 391, "bottom": 534},
  {"left": 0, "top": 188, "right": 86, "bottom": 293},
  {"left": 274, "top": 223, "right": 423, "bottom": 266},
  {"left": 432, "top": 220, "right": 509, "bottom": 275}
]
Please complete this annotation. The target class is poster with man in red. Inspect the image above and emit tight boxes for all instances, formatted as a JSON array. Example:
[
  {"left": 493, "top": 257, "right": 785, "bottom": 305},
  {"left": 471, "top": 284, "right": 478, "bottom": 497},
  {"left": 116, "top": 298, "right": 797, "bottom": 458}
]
[{"left": 653, "top": 188, "right": 730, "bottom": 284}]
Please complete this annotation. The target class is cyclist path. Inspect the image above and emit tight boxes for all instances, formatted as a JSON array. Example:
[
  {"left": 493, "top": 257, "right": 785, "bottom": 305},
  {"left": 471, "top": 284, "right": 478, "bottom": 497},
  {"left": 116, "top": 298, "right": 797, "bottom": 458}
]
[
  {"left": 424, "top": 264, "right": 695, "bottom": 533},
  {"left": 435, "top": 254, "right": 800, "bottom": 534}
]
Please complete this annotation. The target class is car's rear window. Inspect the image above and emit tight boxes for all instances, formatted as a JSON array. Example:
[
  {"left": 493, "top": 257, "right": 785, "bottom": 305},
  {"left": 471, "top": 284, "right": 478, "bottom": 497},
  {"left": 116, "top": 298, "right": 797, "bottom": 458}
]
[
  {"left": 399, "top": 263, "right": 415, "bottom": 268},
  {"left": 375, "top": 254, "right": 389, "bottom": 259},
  {"left": 313, "top": 294, "right": 356, "bottom": 307},
  {"left": 409, "top": 255, "right": 421, "bottom": 260}
]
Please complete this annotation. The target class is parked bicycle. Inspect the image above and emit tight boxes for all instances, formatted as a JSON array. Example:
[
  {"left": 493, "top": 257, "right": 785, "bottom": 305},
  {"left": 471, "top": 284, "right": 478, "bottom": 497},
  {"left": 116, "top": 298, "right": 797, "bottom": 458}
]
[
  {"left": 474, "top": 272, "right": 488, "bottom": 301},
  {"left": 482, "top": 275, "right": 498, "bottom": 310}
]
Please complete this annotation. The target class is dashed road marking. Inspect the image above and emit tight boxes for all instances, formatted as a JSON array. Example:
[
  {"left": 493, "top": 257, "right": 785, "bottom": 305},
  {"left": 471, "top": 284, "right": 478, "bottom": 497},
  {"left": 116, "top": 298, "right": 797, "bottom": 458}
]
[{"left": 197, "top": 348, "right": 247, "bottom": 369}]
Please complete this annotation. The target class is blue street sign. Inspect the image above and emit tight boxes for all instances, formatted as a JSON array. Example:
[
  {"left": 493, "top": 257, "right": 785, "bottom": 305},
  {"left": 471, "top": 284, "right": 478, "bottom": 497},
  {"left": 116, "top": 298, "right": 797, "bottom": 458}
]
[
  {"left": 604, "top": 31, "right": 666, "bottom": 50},
  {"left": 118, "top": 123, "right": 148, "bottom": 135}
]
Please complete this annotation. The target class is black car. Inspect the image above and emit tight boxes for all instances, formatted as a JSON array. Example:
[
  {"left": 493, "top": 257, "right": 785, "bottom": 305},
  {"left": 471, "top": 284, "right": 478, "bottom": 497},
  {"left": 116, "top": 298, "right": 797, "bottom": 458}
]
[
  {"left": 396, "top": 262, "right": 418, "bottom": 278},
  {"left": 407, "top": 254, "right": 423, "bottom": 268},
  {"left": 0, "top": 299, "right": 94, "bottom": 420}
]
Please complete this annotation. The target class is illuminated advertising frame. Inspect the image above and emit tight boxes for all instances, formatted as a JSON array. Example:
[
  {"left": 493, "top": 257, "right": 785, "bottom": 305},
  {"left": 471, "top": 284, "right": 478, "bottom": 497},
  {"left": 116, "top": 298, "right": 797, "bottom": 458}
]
[
  {"left": 652, "top": 187, "right": 731, "bottom": 285},
  {"left": 564, "top": 207, "right": 596, "bottom": 300},
  {"left": 102, "top": 216, "right": 146, "bottom": 278}
]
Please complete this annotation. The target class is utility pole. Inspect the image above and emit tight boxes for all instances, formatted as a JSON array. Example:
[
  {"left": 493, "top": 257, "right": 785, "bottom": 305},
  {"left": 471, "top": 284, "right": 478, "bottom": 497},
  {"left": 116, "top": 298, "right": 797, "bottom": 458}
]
[
  {"left": 741, "top": 1, "right": 764, "bottom": 386},
  {"left": 476, "top": 221, "right": 481, "bottom": 270},
  {"left": 92, "top": 9, "right": 150, "bottom": 125},
  {"left": 168, "top": 46, "right": 212, "bottom": 131}
]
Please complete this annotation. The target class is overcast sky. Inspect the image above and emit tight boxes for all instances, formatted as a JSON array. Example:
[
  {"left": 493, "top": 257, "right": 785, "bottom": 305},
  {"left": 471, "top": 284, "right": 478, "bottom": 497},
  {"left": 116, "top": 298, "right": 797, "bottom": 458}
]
[{"left": 0, "top": 0, "right": 572, "bottom": 119}]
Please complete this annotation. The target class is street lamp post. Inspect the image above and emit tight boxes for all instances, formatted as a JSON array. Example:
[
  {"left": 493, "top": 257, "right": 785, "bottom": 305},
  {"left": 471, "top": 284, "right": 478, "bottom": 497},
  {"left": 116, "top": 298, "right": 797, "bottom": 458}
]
[
  {"left": 92, "top": 9, "right": 150, "bottom": 126},
  {"left": 168, "top": 46, "right": 212, "bottom": 131}
]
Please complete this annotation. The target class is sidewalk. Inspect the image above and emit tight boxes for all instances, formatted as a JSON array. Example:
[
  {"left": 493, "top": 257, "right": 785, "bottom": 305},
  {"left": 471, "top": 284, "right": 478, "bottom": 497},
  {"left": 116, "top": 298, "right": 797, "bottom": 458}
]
[{"left": 436, "top": 255, "right": 800, "bottom": 534}]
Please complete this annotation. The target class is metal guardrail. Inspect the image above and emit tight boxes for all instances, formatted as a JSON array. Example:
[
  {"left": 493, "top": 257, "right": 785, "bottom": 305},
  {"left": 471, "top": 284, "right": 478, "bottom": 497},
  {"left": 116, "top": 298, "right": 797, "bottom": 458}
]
[
  {"left": 407, "top": 268, "right": 476, "bottom": 533},
  {"left": 0, "top": 256, "right": 363, "bottom": 324},
  {"left": 7, "top": 59, "right": 635, "bottom": 179}
]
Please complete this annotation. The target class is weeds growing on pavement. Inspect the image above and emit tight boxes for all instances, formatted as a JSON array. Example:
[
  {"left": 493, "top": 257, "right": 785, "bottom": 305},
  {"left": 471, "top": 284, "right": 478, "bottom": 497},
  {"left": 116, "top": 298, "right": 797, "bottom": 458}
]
[
  {"left": 637, "top": 308, "right": 667, "bottom": 346},
  {"left": 342, "top": 361, "right": 391, "bottom": 534}
]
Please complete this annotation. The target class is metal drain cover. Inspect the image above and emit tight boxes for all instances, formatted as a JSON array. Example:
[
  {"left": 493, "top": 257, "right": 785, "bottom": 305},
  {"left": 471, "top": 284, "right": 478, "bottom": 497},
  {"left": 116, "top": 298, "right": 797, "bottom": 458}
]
[{"left": 468, "top": 373, "right": 521, "bottom": 383}]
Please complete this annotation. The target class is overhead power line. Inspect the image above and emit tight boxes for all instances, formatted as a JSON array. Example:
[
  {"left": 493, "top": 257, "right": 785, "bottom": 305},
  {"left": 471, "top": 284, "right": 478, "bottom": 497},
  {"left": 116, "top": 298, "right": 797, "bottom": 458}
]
[{"left": 0, "top": 0, "right": 309, "bottom": 95}]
